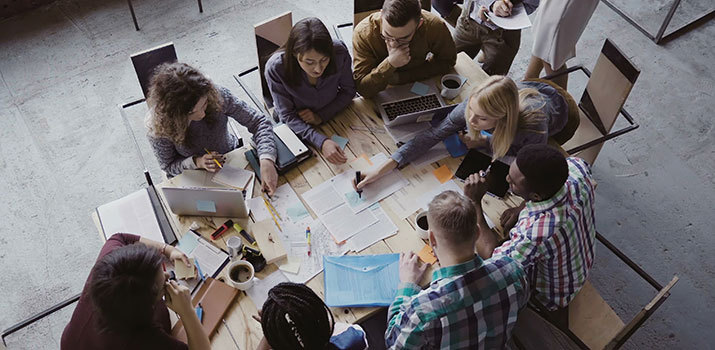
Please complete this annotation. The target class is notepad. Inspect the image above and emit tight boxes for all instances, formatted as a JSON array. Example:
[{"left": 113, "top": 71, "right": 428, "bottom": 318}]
[
  {"left": 324, "top": 254, "right": 400, "bottom": 307},
  {"left": 175, "top": 258, "right": 196, "bottom": 279},
  {"left": 331, "top": 135, "right": 349, "bottom": 150},
  {"left": 432, "top": 164, "right": 453, "bottom": 184},
  {"left": 410, "top": 82, "right": 430, "bottom": 96},
  {"left": 417, "top": 244, "right": 437, "bottom": 264}
]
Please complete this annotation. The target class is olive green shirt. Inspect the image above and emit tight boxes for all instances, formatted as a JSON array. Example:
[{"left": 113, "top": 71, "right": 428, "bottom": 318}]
[{"left": 352, "top": 10, "right": 457, "bottom": 98}]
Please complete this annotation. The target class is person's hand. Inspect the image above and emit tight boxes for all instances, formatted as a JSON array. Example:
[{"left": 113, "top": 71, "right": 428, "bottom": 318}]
[
  {"left": 478, "top": 6, "right": 489, "bottom": 22},
  {"left": 493, "top": 0, "right": 513, "bottom": 17},
  {"left": 321, "top": 139, "right": 348, "bottom": 164},
  {"left": 464, "top": 172, "right": 489, "bottom": 203},
  {"left": 194, "top": 152, "right": 225, "bottom": 172},
  {"left": 499, "top": 205, "right": 522, "bottom": 231},
  {"left": 352, "top": 159, "right": 398, "bottom": 190},
  {"left": 459, "top": 132, "right": 489, "bottom": 149},
  {"left": 164, "top": 280, "right": 194, "bottom": 317},
  {"left": 260, "top": 159, "right": 278, "bottom": 196},
  {"left": 298, "top": 109, "right": 321, "bottom": 126},
  {"left": 167, "top": 246, "right": 191, "bottom": 268},
  {"left": 387, "top": 44, "right": 411, "bottom": 68},
  {"left": 399, "top": 251, "right": 429, "bottom": 285},
  {"left": 251, "top": 310, "right": 262, "bottom": 323}
]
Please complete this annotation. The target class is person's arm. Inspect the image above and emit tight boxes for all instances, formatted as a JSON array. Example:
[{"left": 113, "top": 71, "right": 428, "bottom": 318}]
[
  {"left": 391, "top": 20, "right": 456, "bottom": 85},
  {"left": 138, "top": 237, "right": 191, "bottom": 267},
  {"left": 352, "top": 23, "right": 396, "bottom": 98},
  {"left": 265, "top": 63, "right": 328, "bottom": 149},
  {"left": 220, "top": 88, "right": 277, "bottom": 161},
  {"left": 385, "top": 252, "right": 429, "bottom": 349},
  {"left": 315, "top": 44, "right": 357, "bottom": 121},
  {"left": 148, "top": 136, "right": 196, "bottom": 177},
  {"left": 164, "top": 280, "right": 211, "bottom": 350}
]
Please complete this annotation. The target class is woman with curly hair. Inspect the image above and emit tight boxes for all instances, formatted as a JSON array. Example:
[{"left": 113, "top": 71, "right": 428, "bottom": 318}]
[{"left": 145, "top": 62, "right": 279, "bottom": 194}]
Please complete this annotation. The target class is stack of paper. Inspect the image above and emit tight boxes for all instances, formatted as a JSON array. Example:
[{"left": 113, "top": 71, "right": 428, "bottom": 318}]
[
  {"left": 347, "top": 204, "right": 398, "bottom": 252},
  {"left": 278, "top": 219, "right": 350, "bottom": 284}
]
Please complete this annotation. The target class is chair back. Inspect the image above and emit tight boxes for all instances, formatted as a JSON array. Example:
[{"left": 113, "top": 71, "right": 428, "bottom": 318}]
[
  {"left": 255, "top": 11, "right": 292, "bottom": 109},
  {"left": 354, "top": 0, "right": 431, "bottom": 28},
  {"left": 579, "top": 39, "right": 639, "bottom": 135},
  {"left": 130, "top": 42, "right": 178, "bottom": 98}
]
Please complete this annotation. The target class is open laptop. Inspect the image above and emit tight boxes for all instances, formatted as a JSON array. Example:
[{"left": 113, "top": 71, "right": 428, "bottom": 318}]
[
  {"left": 162, "top": 187, "right": 249, "bottom": 217},
  {"left": 373, "top": 79, "right": 447, "bottom": 127},
  {"left": 385, "top": 103, "right": 459, "bottom": 144}
]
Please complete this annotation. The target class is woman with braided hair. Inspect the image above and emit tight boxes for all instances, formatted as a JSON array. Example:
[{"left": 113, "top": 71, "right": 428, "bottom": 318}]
[{"left": 254, "top": 282, "right": 367, "bottom": 350}]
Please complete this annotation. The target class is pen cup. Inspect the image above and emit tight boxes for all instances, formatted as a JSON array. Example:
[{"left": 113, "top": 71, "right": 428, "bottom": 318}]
[
  {"left": 227, "top": 260, "right": 255, "bottom": 291},
  {"left": 226, "top": 236, "right": 243, "bottom": 259},
  {"left": 414, "top": 210, "right": 429, "bottom": 240}
]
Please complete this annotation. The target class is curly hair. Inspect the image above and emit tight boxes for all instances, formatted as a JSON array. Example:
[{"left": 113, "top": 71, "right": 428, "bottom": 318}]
[{"left": 145, "top": 62, "right": 222, "bottom": 145}]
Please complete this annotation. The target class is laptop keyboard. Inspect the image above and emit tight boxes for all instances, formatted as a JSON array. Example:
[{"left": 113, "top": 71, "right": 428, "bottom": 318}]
[{"left": 382, "top": 94, "right": 442, "bottom": 121}]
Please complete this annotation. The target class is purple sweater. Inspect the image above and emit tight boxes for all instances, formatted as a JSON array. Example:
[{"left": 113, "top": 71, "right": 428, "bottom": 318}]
[{"left": 265, "top": 40, "right": 356, "bottom": 148}]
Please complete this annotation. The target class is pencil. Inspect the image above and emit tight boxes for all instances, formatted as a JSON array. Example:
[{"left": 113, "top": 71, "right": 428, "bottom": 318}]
[
  {"left": 203, "top": 148, "right": 223, "bottom": 169},
  {"left": 262, "top": 193, "right": 282, "bottom": 220},
  {"left": 262, "top": 195, "right": 282, "bottom": 231}
]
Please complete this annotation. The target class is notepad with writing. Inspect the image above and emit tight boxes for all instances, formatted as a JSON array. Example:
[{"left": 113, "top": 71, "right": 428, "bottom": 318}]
[
  {"left": 171, "top": 277, "right": 238, "bottom": 341},
  {"left": 324, "top": 254, "right": 400, "bottom": 307}
]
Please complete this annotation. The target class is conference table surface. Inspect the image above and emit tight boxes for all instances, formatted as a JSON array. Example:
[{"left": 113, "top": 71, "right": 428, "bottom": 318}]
[{"left": 95, "top": 52, "right": 524, "bottom": 349}]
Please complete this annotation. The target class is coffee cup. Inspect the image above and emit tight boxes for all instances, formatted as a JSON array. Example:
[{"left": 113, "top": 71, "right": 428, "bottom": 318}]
[
  {"left": 414, "top": 210, "right": 429, "bottom": 240},
  {"left": 440, "top": 74, "right": 466, "bottom": 100},
  {"left": 226, "top": 236, "right": 243, "bottom": 259},
  {"left": 227, "top": 260, "right": 255, "bottom": 290}
]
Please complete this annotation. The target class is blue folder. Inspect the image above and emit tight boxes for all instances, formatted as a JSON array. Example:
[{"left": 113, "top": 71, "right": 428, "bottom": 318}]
[{"left": 324, "top": 254, "right": 400, "bottom": 307}]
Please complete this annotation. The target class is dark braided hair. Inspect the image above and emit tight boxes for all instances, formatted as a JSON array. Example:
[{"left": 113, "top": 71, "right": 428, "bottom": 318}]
[{"left": 261, "top": 282, "right": 338, "bottom": 350}]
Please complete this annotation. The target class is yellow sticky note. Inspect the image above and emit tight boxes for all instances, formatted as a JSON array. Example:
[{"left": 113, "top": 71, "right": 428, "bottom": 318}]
[
  {"left": 174, "top": 258, "right": 196, "bottom": 280},
  {"left": 417, "top": 244, "right": 437, "bottom": 265},
  {"left": 432, "top": 164, "right": 453, "bottom": 184}
]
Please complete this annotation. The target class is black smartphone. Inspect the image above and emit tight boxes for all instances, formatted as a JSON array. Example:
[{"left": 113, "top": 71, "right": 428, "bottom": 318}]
[{"left": 454, "top": 149, "right": 510, "bottom": 197}]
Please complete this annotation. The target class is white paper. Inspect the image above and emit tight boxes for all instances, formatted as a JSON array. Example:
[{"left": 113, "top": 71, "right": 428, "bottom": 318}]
[
  {"left": 347, "top": 204, "right": 398, "bottom": 252},
  {"left": 246, "top": 270, "right": 289, "bottom": 309},
  {"left": 417, "top": 180, "right": 464, "bottom": 210},
  {"left": 386, "top": 165, "right": 442, "bottom": 219},
  {"left": 302, "top": 181, "right": 344, "bottom": 216},
  {"left": 247, "top": 196, "right": 271, "bottom": 222},
  {"left": 281, "top": 220, "right": 350, "bottom": 284},
  {"left": 484, "top": 3, "right": 531, "bottom": 30},
  {"left": 97, "top": 188, "right": 165, "bottom": 243},
  {"left": 212, "top": 165, "right": 253, "bottom": 190},
  {"left": 411, "top": 142, "right": 450, "bottom": 169},
  {"left": 332, "top": 154, "right": 408, "bottom": 214},
  {"left": 320, "top": 203, "right": 378, "bottom": 243},
  {"left": 191, "top": 239, "right": 227, "bottom": 275}
]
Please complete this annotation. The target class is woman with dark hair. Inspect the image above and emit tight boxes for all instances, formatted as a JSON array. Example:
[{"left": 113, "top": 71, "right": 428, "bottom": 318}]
[
  {"left": 265, "top": 17, "right": 356, "bottom": 164},
  {"left": 146, "top": 62, "right": 279, "bottom": 194},
  {"left": 254, "top": 282, "right": 367, "bottom": 350},
  {"left": 61, "top": 234, "right": 210, "bottom": 350}
]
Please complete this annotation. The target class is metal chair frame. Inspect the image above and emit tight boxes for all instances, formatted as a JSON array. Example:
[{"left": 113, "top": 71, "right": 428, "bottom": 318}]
[{"left": 126, "top": 0, "right": 204, "bottom": 31}]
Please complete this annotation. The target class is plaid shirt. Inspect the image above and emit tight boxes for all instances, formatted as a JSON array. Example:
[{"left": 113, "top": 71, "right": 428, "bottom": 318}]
[
  {"left": 385, "top": 255, "right": 529, "bottom": 349},
  {"left": 493, "top": 157, "right": 596, "bottom": 310}
]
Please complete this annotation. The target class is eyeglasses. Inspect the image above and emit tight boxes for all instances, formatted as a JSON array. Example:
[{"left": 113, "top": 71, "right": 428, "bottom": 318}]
[{"left": 380, "top": 28, "right": 416, "bottom": 45}]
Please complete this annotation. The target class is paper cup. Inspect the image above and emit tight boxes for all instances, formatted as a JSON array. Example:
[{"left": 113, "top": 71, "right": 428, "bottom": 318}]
[
  {"left": 226, "top": 236, "right": 243, "bottom": 259},
  {"left": 227, "top": 260, "right": 255, "bottom": 290},
  {"left": 414, "top": 210, "right": 429, "bottom": 240}
]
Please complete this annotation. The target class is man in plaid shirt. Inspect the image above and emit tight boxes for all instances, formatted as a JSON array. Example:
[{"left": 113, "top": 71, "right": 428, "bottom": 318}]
[
  {"left": 466, "top": 144, "right": 597, "bottom": 313},
  {"left": 385, "top": 191, "right": 529, "bottom": 349}
]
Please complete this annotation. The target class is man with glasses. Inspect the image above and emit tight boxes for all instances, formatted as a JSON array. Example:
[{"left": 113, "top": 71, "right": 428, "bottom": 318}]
[{"left": 353, "top": 0, "right": 457, "bottom": 98}]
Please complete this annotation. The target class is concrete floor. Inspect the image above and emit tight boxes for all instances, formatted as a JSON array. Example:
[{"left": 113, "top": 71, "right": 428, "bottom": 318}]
[{"left": 0, "top": 0, "right": 713, "bottom": 348}]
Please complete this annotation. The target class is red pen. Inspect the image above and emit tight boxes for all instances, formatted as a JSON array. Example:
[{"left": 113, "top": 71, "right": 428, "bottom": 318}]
[{"left": 211, "top": 219, "right": 234, "bottom": 240}]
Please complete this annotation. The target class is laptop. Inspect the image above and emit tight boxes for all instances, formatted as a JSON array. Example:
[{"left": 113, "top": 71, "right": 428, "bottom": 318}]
[
  {"left": 162, "top": 187, "right": 249, "bottom": 217},
  {"left": 385, "top": 104, "right": 459, "bottom": 144},
  {"left": 373, "top": 80, "right": 447, "bottom": 127}
]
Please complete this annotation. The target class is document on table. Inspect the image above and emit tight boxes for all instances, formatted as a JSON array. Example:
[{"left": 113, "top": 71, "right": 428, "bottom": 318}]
[
  {"left": 302, "top": 181, "right": 344, "bottom": 216},
  {"left": 97, "top": 188, "right": 165, "bottom": 243},
  {"left": 248, "top": 184, "right": 311, "bottom": 224},
  {"left": 482, "top": 3, "right": 531, "bottom": 30},
  {"left": 386, "top": 165, "right": 441, "bottom": 219},
  {"left": 279, "top": 220, "right": 350, "bottom": 284},
  {"left": 324, "top": 254, "right": 400, "bottom": 307},
  {"left": 174, "top": 230, "right": 230, "bottom": 293},
  {"left": 347, "top": 204, "right": 398, "bottom": 253},
  {"left": 212, "top": 164, "right": 253, "bottom": 190},
  {"left": 332, "top": 153, "right": 408, "bottom": 214},
  {"left": 246, "top": 270, "right": 289, "bottom": 309}
]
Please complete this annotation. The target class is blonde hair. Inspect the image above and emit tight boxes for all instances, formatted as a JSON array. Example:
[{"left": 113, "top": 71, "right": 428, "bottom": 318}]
[
  {"left": 465, "top": 76, "right": 545, "bottom": 159},
  {"left": 145, "top": 63, "right": 221, "bottom": 145}
]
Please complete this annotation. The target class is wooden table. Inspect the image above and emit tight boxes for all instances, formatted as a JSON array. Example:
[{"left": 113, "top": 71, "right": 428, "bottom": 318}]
[{"left": 94, "top": 52, "right": 524, "bottom": 349}]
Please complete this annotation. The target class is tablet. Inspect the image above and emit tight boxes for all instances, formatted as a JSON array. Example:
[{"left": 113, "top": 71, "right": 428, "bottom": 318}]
[{"left": 454, "top": 150, "right": 510, "bottom": 198}]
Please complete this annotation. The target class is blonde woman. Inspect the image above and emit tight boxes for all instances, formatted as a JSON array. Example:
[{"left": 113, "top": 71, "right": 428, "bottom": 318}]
[
  {"left": 146, "top": 62, "right": 279, "bottom": 195},
  {"left": 355, "top": 75, "right": 571, "bottom": 188}
]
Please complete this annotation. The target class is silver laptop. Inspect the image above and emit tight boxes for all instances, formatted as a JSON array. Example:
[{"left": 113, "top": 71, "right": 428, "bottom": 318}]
[
  {"left": 162, "top": 187, "right": 249, "bottom": 218},
  {"left": 373, "top": 79, "right": 447, "bottom": 127}
]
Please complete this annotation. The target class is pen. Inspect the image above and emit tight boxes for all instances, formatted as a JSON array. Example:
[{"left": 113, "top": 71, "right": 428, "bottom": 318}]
[
  {"left": 195, "top": 259, "right": 205, "bottom": 281},
  {"left": 204, "top": 148, "right": 223, "bottom": 169},
  {"left": 480, "top": 163, "right": 492, "bottom": 178},
  {"left": 306, "top": 227, "right": 311, "bottom": 257},
  {"left": 355, "top": 171, "right": 363, "bottom": 198},
  {"left": 233, "top": 223, "right": 256, "bottom": 245}
]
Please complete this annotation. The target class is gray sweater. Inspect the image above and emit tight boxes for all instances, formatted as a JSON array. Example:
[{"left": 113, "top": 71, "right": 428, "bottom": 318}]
[
  {"left": 148, "top": 87, "right": 276, "bottom": 176},
  {"left": 391, "top": 81, "right": 568, "bottom": 167},
  {"left": 265, "top": 40, "right": 356, "bottom": 148}
]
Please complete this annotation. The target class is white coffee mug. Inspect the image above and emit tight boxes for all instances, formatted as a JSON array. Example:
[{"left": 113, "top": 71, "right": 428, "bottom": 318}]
[
  {"left": 440, "top": 74, "right": 466, "bottom": 100},
  {"left": 227, "top": 260, "right": 255, "bottom": 290},
  {"left": 226, "top": 236, "right": 243, "bottom": 259},
  {"left": 414, "top": 210, "right": 429, "bottom": 240}
]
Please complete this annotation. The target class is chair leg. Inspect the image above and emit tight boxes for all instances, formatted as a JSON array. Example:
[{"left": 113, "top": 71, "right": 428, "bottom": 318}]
[
  {"left": 127, "top": 0, "right": 140, "bottom": 31},
  {"left": 197, "top": 0, "right": 203, "bottom": 13}
]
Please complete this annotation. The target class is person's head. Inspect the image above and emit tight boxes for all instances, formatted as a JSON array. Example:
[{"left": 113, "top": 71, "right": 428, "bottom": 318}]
[
  {"left": 426, "top": 191, "right": 479, "bottom": 262},
  {"left": 146, "top": 62, "right": 221, "bottom": 144},
  {"left": 380, "top": 0, "right": 423, "bottom": 49},
  {"left": 465, "top": 76, "right": 545, "bottom": 159},
  {"left": 261, "top": 282, "right": 337, "bottom": 350},
  {"left": 89, "top": 243, "right": 165, "bottom": 335},
  {"left": 507, "top": 144, "right": 568, "bottom": 202},
  {"left": 283, "top": 17, "right": 336, "bottom": 85}
]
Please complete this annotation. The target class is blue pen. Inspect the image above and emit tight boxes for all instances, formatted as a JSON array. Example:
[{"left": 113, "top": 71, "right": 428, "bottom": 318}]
[{"left": 194, "top": 259, "right": 206, "bottom": 281}]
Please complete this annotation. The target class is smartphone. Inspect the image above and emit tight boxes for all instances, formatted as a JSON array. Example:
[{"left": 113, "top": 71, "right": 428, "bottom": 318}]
[{"left": 454, "top": 150, "right": 510, "bottom": 197}]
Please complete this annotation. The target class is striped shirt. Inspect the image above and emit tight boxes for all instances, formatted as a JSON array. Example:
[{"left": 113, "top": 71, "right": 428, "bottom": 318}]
[
  {"left": 385, "top": 255, "right": 529, "bottom": 349},
  {"left": 493, "top": 157, "right": 596, "bottom": 310}
]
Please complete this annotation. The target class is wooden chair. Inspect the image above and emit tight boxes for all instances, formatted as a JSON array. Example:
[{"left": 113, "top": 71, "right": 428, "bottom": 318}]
[
  {"left": 126, "top": 0, "right": 203, "bottom": 31},
  {"left": 546, "top": 39, "right": 640, "bottom": 166}
]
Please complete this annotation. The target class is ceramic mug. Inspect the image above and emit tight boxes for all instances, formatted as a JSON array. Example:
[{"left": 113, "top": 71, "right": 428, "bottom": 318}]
[
  {"left": 226, "top": 236, "right": 243, "bottom": 259},
  {"left": 414, "top": 210, "right": 429, "bottom": 240},
  {"left": 440, "top": 74, "right": 466, "bottom": 100},
  {"left": 227, "top": 260, "right": 255, "bottom": 290}
]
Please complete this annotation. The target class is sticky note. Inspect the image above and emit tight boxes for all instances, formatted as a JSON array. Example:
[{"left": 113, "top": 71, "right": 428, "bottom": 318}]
[
  {"left": 177, "top": 232, "right": 200, "bottom": 254},
  {"left": 196, "top": 200, "right": 216, "bottom": 213},
  {"left": 417, "top": 244, "right": 437, "bottom": 264},
  {"left": 432, "top": 164, "right": 453, "bottom": 184},
  {"left": 175, "top": 257, "right": 196, "bottom": 280},
  {"left": 410, "top": 82, "right": 430, "bottom": 96},
  {"left": 331, "top": 135, "right": 349, "bottom": 150}
]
